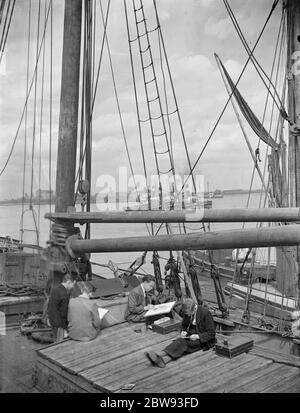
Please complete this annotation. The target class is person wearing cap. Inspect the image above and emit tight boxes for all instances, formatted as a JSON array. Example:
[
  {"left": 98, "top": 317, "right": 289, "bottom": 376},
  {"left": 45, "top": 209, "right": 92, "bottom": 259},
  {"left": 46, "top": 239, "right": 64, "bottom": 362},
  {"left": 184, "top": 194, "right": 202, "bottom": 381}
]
[
  {"left": 145, "top": 297, "right": 216, "bottom": 368},
  {"left": 124, "top": 274, "right": 156, "bottom": 322}
]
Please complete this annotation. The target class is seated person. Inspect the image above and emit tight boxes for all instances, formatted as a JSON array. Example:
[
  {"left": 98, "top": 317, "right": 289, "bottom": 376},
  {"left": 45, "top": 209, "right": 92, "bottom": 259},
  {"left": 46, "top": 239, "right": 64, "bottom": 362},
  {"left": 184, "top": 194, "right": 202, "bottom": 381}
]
[
  {"left": 124, "top": 274, "right": 156, "bottom": 323},
  {"left": 47, "top": 274, "right": 76, "bottom": 342},
  {"left": 68, "top": 282, "right": 102, "bottom": 341},
  {"left": 145, "top": 297, "right": 216, "bottom": 368}
]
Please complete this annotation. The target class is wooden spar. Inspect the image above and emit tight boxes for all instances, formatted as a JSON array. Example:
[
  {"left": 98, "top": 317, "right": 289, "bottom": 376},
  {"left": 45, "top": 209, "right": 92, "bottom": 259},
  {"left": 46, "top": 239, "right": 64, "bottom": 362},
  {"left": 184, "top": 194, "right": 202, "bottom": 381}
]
[
  {"left": 55, "top": 0, "right": 82, "bottom": 213},
  {"left": 84, "top": 0, "right": 93, "bottom": 239},
  {"left": 287, "top": 0, "right": 300, "bottom": 299},
  {"left": 66, "top": 224, "right": 300, "bottom": 255},
  {"left": 287, "top": 0, "right": 300, "bottom": 207},
  {"left": 45, "top": 208, "right": 300, "bottom": 223}
]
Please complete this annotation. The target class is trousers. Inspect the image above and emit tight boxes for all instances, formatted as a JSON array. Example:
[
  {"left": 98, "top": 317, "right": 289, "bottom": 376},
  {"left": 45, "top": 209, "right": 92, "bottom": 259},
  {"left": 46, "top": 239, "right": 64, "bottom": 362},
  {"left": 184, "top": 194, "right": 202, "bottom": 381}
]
[
  {"left": 164, "top": 337, "right": 202, "bottom": 359},
  {"left": 52, "top": 327, "right": 65, "bottom": 342}
]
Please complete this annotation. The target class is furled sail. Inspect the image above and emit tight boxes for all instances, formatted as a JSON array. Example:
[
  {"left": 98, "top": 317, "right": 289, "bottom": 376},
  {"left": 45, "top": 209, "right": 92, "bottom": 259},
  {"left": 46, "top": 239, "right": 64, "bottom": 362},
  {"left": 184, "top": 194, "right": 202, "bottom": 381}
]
[{"left": 218, "top": 57, "right": 279, "bottom": 150}]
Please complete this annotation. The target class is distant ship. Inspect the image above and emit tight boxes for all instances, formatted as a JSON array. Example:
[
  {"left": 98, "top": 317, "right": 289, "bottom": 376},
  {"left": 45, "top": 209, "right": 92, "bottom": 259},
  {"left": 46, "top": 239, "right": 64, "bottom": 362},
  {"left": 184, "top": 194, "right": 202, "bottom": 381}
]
[{"left": 212, "top": 189, "right": 224, "bottom": 198}]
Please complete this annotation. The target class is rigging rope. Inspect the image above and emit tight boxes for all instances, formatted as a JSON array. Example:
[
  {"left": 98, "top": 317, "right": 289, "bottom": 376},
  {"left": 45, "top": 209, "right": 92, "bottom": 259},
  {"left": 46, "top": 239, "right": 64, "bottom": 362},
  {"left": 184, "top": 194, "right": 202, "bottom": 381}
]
[
  {"left": 0, "top": 1, "right": 5, "bottom": 28},
  {"left": 20, "top": 0, "right": 32, "bottom": 242},
  {"left": 74, "top": 0, "right": 111, "bottom": 193},
  {"left": 157, "top": 21, "right": 174, "bottom": 168},
  {"left": 178, "top": 0, "right": 280, "bottom": 196},
  {"left": 37, "top": 0, "right": 47, "bottom": 236},
  {"left": 49, "top": 0, "right": 53, "bottom": 225},
  {"left": 241, "top": 10, "right": 286, "bottom": 320},
  {"left": 99, "top": 0, "right": 140, "bottom": 197},
  {"left": 29, "top": 0, "right": 41, "bottom": 208},
  {"left": 0, "top": 0, "right": 15, "bottom": 66},
  {"left": 243, "top": 6, "right": 285, "bottom": 213},
  {"left": 153, "top": 0, "right": 199, "bottom": 199},
  {"left": 0, "top": 1, "right": 51, "bottom": 178},
  {"left": 124, "top": 0, "right": 150, "bottom": 212},
  {"left": 223, "top": 0, "right": 287, "bottom": 119},
  {"left": 131, "top": 0, "right": 169, "bottom": 189}
]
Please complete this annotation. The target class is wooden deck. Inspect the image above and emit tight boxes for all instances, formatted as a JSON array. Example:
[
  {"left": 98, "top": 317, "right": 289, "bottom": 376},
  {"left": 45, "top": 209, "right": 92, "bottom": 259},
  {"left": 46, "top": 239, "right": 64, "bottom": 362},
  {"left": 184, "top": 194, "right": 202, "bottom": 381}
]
[{"left": 34, "top": 323, "right": 300, "bottom": 393}]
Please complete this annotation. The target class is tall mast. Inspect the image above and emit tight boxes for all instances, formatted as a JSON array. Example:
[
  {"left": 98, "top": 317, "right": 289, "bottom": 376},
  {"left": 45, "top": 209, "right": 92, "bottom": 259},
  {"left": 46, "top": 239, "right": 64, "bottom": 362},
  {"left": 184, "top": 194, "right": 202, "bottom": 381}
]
[
  {"left": 287, "top": 0, "right": 300, "bottom": 298},
  {"left": 55, "top": 0, "right": 82, "bottom": 213},
  {"left": 47, "top": 0, "right": 82, "bottom": 287}
]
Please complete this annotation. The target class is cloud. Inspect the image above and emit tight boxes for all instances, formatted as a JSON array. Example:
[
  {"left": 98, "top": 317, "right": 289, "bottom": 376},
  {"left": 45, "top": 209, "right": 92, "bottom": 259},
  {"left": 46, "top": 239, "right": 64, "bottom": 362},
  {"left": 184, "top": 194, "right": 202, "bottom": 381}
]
[
  {"left": 205, "top": 16, "right": 233, "bottom": 40},
  {"left": 0, "top": 0, "right": 283, "bottom": 200}
]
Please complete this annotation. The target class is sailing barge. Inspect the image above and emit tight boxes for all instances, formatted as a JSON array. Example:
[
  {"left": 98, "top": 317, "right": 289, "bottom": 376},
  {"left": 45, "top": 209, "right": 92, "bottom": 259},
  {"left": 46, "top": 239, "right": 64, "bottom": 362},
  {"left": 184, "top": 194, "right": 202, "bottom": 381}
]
[
  {"left": 33, "top": 0, "right": 300, "bottom": 392},
  {"left": 1, "top": 0, "right": 300, "bottom": 393}
]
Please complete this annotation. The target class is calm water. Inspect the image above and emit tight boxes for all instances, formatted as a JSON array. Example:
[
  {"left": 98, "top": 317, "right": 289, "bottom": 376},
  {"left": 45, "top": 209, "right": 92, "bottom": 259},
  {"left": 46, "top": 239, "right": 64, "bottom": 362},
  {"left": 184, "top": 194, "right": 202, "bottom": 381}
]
[{"left": 0, "top": 192, "right": 274, "bottom": 277}]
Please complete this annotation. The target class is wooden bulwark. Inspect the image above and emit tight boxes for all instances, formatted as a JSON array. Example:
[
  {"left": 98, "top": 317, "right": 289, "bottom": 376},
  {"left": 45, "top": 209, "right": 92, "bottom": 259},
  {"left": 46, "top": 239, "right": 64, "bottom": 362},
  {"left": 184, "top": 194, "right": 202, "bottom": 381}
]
[{"left": 35, "top": 323, "right": 300, "bottom": 393}]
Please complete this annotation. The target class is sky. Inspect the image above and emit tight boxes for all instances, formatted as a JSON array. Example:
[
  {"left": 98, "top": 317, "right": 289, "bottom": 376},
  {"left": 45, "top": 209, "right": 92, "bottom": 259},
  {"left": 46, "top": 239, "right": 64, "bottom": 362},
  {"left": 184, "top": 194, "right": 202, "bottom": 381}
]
[{"left": 0, "top": 0, "right": 286, "bottom": 200}]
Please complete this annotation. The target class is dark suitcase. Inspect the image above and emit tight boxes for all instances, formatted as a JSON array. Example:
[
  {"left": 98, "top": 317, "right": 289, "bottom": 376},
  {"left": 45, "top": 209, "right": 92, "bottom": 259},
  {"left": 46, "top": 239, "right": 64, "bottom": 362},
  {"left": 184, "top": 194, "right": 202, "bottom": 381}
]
[{"left": 215, "top": 335, "right": 254, "bottom": 358}]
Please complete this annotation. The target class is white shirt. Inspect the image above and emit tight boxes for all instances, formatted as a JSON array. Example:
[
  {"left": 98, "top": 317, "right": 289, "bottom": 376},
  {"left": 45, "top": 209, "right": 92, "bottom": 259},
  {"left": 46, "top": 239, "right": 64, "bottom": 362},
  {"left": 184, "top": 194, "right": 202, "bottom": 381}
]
[{"left": 192, "top": 305, "right": 198, "bottom": 325}]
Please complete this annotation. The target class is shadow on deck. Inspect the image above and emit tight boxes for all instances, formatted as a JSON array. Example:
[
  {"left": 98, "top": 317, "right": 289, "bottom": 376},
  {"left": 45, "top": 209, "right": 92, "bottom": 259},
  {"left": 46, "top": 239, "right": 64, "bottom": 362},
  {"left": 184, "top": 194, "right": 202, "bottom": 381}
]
[{"left": 34, "top": 323, "right": 300, "bottom": 393}]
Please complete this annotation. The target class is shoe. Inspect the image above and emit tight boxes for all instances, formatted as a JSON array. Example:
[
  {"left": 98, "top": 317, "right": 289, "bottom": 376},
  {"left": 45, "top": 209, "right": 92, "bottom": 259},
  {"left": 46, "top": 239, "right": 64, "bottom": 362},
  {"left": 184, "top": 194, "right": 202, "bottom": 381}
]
[{"left": 144, "top": 351, "right": 166, "bottom": 368}]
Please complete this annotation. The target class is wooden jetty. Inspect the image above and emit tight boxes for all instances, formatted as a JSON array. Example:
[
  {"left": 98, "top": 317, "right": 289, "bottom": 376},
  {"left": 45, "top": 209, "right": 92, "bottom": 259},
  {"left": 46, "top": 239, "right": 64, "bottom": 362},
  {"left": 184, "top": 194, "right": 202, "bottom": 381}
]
[{"left": 34, "top": 322, "right": 300, "bottom": 393}]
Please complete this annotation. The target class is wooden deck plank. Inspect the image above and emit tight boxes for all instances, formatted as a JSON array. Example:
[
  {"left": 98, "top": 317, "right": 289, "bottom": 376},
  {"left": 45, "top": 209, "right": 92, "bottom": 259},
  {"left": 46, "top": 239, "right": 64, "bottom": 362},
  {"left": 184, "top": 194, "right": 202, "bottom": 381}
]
[
  {"left": 80, "top": 337, "right": 177, "bottom": 381},
  {"left": 78, "top": 339, "right": 174, "bottom": 383},
  {"left": 38, "top": 323, "right": 134, "bottom": 365},
  {"left": 66, "top": 330, "right": 179, "bottom": 373},
  {"left": 83, "top": 339, "right": 188, "bottom": 391},
  {"left": 115, "top": 352, "right": 253, "bottom": 394},
  {"left": 131, "top": 351, "right": 224, "bottom": 393},
  {"left": 228, "top": 363, "right": 284, "bottom": 393},
  {"left": 38, "top": 323, "right": 129, "bottom": 363},
  {"left": 35, "top": 320, "right": 300, "bottom": 393},
  {"left": 175, "top": 354, "right": 260, "bottom": 393},
  {"left": 209, "top": 358, "right": 274, "bottom": 393},
  {"left": 260, "top": 365, "right": 300, "bottom": 393},
  {"left": 41, "top": 322, "right": 129, "bottom": 352},
  {"left": 120, "top": 352, "right": 218, "bottom": 393},
  {"left": 262, "top": 372, "right": 300, "bottom": 393},
  {"left": 237, "top": 364, "right": 297, "bottom": 393}
]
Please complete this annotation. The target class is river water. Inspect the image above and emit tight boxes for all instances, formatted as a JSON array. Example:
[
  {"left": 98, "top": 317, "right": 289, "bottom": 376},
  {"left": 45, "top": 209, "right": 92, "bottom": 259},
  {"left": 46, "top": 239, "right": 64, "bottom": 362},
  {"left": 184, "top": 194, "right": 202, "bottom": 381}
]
[{"left": 0, "top": 192, "right": 275, "bottom": 277}]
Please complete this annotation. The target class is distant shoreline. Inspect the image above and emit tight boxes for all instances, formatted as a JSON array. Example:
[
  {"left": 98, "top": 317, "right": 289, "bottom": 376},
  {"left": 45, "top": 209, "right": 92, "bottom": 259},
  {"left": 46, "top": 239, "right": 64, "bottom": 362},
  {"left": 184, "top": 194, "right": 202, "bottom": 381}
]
[{"left": 0, "top": 190, "right": 263, "bottom": 206}]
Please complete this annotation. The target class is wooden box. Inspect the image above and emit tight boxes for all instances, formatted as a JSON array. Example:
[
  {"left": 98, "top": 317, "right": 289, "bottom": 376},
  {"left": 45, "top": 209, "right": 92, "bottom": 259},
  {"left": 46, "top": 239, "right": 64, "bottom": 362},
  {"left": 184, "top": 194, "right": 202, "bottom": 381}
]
[
  {"left": 152, "top": 318, "right": 182, "bottom": 334},
  {"left": 215, "top": 336, "right": 254, "bottom": 358}
]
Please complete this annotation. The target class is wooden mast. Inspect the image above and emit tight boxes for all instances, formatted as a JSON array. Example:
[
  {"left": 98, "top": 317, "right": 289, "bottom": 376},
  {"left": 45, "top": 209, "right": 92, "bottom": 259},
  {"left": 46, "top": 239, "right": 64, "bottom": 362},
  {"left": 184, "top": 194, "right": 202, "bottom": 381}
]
[
  {"left": 47, "top": 0, "right": 82, "bottom": 286},
  {"left": 55, "top": 0, "right": 82, "bottom": 214},
  {"left": 286, "top": 0, "right": 300, "bottom": 298}
]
